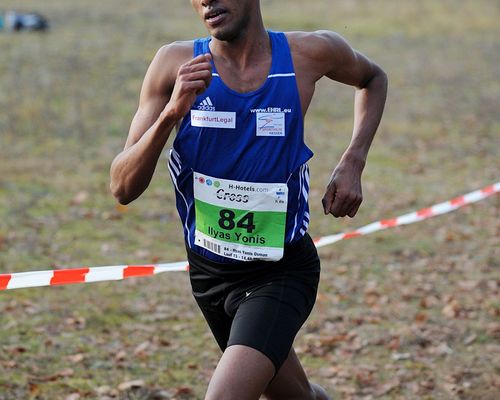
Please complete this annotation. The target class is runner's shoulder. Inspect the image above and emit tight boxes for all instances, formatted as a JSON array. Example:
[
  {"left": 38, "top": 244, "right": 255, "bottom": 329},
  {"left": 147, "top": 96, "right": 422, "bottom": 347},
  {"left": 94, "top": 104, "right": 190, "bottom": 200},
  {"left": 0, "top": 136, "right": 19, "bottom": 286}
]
[
  {"left": 285, "top": 31, "right": 354, "bottom": 76},
  {"left": 286, "top": 30, "right": 353, "bottom": 60},
  {"left": 155, "top": 40, "right": 195, "bottom": 72},
  {"left": 145, "top": 40, "right": 195, "bottom": 93}
]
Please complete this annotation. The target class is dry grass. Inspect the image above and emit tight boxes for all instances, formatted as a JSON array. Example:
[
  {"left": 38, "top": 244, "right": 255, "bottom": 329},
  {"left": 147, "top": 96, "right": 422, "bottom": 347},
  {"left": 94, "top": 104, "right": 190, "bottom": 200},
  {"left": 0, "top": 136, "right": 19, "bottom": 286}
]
[{"left": 0, "top": 1, "right": 498, "bottom": 399}]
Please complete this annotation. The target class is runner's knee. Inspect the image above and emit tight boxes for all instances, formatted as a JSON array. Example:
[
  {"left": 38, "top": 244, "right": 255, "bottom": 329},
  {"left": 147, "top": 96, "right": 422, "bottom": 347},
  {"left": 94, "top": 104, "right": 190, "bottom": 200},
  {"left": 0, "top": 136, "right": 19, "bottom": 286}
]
[
  {"left": 311, "top": 383, "right": 331, "bottom": 400},
  {"left": 265, "top": 391, "right": 315, "bottom": 400},
  {"left": 265, "top": 383, "right": 330, "bottom": 400},
  {"left": 264, "top": 385, "right": 315, "bottom": 400}
]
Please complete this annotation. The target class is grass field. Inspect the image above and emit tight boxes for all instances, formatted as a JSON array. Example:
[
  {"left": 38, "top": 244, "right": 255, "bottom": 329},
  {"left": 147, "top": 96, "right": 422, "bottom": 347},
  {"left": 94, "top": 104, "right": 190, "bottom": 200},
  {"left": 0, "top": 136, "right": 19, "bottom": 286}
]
[{"left": 0, "top": 1, "right": 498, "bottom": 399}]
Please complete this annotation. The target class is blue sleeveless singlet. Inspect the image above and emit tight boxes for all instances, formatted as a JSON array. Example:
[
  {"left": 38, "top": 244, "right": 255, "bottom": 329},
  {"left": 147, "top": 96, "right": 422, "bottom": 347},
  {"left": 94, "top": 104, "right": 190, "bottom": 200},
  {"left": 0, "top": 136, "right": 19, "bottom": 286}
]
[{"left": 168, "top": 31, "right": 313, "bottom": 263}]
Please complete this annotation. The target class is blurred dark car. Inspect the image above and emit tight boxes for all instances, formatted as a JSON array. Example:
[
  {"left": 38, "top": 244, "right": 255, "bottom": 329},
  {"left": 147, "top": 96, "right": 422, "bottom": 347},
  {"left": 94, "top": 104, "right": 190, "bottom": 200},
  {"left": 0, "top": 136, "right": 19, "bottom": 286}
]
[{"left": 4, "top": 11, "right": 49, "bottom": 32}]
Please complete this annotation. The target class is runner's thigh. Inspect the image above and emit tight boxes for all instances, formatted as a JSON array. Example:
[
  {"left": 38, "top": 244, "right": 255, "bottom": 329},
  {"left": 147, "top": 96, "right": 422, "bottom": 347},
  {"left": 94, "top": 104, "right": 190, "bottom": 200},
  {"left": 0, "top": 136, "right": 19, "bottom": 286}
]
[
  {"left": 263, "top": 348, "right": 314, "bottom": 400},
  {"left": 227, "top": 276, "right": 318, "bottom": 372}
]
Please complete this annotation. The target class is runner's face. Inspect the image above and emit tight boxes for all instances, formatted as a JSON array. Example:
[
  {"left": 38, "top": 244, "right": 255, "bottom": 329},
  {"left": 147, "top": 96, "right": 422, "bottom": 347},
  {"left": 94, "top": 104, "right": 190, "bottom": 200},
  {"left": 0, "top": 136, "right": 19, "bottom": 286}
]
[{"left": 190, "top": 0, "right": 256, "bottom": 41}]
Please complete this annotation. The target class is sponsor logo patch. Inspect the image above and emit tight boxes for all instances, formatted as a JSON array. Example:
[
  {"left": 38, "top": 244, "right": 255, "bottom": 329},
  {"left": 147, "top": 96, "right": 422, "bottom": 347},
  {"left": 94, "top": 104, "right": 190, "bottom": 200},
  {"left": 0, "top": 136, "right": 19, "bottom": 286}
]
[
  {"left": 191, "top": 110, "right": 236, "bottom": 129},
  {"left": 256, "top": 112, "right": 285, "bottom": 137}
]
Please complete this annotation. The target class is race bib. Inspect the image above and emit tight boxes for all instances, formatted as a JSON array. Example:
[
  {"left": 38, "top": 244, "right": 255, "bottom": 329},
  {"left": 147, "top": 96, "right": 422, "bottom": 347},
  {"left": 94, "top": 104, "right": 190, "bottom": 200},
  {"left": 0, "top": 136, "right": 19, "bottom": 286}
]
[{"left": 193, "top": 172, "right": 288, "bottom": 261}]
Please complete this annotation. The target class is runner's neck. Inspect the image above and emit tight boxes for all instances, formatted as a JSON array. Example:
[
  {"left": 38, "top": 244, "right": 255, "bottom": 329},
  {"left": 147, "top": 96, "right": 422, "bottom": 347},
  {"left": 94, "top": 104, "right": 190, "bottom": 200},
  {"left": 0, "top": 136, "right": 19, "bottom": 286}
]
[{"left": 209, "top": 24, "right": 270, "bottom": 72}]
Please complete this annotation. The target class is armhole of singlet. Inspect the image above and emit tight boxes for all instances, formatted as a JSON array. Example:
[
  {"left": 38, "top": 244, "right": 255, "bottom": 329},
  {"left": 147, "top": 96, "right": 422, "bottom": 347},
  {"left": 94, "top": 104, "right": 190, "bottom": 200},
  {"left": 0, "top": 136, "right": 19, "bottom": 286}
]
[
  {"left": 271, "top": 32, "right": 294, "bottom": 74},
  {"left": 278, "top": 32, "right": 309, "bottom": 151},
  {"left": 281, "top": 32, "right": 314, "bottom": 173}
]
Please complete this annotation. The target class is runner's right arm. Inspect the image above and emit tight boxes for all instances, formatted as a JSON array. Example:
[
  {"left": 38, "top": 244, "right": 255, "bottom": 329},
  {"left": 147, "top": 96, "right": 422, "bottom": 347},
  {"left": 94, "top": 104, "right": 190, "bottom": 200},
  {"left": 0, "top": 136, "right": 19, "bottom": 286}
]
[{"left": 110, "top": 43, "right": 212, "bottom": 205}]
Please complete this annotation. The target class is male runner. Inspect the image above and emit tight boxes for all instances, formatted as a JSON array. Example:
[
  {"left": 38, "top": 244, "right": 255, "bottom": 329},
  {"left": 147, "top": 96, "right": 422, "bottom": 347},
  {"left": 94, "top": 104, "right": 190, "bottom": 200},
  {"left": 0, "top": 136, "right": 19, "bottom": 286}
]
[{"left": 110, "top": 1, "right": 387, "bottom": 399}]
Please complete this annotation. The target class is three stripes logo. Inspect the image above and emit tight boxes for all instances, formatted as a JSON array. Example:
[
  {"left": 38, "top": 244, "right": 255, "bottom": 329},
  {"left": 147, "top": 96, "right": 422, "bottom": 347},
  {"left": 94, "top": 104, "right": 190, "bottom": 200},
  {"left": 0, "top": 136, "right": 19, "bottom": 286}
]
[{"left": 197, "top": 96, "right": 215, "bottom": 111}]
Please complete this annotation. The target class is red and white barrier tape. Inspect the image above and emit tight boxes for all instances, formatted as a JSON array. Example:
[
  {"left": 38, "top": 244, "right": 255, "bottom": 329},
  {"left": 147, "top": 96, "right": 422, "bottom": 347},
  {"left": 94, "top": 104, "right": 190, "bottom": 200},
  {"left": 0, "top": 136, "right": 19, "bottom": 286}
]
[
  {"left": 313, "top": 182, "right": 499, "bottom": 248},
  {"left": 1, "top": 182, "right": 498, "bottom": 291}
]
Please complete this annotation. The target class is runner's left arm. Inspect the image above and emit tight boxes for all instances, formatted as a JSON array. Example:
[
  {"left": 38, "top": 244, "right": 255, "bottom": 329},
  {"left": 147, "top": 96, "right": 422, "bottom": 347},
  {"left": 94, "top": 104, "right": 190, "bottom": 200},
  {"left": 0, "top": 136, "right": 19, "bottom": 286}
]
[{"left": 310, "top": 31, "right": 388, "bottom": 218}]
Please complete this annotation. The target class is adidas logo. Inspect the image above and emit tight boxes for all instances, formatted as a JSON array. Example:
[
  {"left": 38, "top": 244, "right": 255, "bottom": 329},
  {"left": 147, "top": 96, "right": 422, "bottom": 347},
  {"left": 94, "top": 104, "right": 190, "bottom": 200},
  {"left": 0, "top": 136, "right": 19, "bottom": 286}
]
[
  {"left": 200, "top": 97, "right": 213, "bottom": 107},
  {"left": 197, "top": 96, "right": 215, "bottom": 111}
]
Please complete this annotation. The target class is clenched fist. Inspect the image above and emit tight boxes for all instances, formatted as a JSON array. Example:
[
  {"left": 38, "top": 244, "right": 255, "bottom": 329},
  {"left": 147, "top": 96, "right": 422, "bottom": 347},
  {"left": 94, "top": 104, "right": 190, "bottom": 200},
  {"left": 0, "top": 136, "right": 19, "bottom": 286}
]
[
  {"left": 322, "top": 158, "right": 364, "bottom": 218},
  {"left": 164, "top": 53, "right": 212, "bottom": 120}
]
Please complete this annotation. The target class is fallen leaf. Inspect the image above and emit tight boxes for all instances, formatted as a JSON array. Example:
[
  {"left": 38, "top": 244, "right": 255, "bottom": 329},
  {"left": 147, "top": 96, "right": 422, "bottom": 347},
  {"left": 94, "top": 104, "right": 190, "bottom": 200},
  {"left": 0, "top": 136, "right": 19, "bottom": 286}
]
[
  {"left": 374, "top": 379, "right": 401, "bottom": 396},
  {"left": 386, "top": 336, "right": 400, "bottom": 350},
  {"left": 486, "top": 323, "right": 500, "bottom": 339},
  {"left": 57, "top": 368, "right": 75, "bottom": 378},
  {"left": 457, "top": 280, "right": 478, "bottom": 290},
  {"left": 64, "top": 316, "right": 86, "bottom": 329},
  {"left": 319, "top": 334, "right": 349, "bottom": 347},
  {"left": 70, "top": 191, "right": 89, "bottom": 205},
  {"left": 392, "top": 352, "right": 412, "bottom": 361},
  {"left": 66, "top": 353, "right": 85, "bottom": 364},
  {"left": 318, "top": 366, "right": 339, "bottom": 378},
  {"left": 3, "top": 345, "right": 27, "bottom": 354},
  {"left": 430, "top": 342, "right": 453, "bottom": 356},
  {"left": 150, "top": 390, "right": 173, "bottom": 400},
  {"left": 115, "top": 203, "right": 129, "bottom": 213},
  {"left": 174, "top": 386, "right": 194, "bottom": 395},
  {"left": 414, "top": 312, "right": 428, "bottom": 323},
  {"left": 443, "top": 381, "right": 464, "bottom": 397},
  {"left": 29, "top": 383, "right": 40, "bottom": 396},
  {"left": 354, "top": 367, "right": 376, "bottom": 386},
  {"left": 420, "top": 295, "right": 439, "bottom": 309},
  {"left": 114, "top": 350, "right": 127, "bottom": 362},
  {"left": 419, "top": 378, "right": 435, "bottom": 392},
  {"left": 28, "top": 368, "right": 74, "bottom": 383},
  {"left": 96, "top": 386, "right": 112, "bottom": 395},
  {"left": 464, "top": 334, "right": 477, "bottom": 346},
  {"left": 2, "top": 360, "right": 17, "bottom": 368},
  {"left": 337, "top": 265, "right": 349, "bottom": 274},
  {"left": 442, "top": 300, "right": 461, "bottom": 318},
  {"left": 117, "top": 379, "right": 145, "bottom": 391},
  {"left": 134, "top": 341, "right": 151, "bottom": 355}
]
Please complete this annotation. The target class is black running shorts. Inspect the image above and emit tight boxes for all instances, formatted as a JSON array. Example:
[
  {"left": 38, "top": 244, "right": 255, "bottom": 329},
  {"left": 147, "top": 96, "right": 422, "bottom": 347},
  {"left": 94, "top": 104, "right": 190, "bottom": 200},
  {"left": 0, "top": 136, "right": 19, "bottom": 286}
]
[{"left": 187, "top": 233, "right": 320, "bottom": 372}]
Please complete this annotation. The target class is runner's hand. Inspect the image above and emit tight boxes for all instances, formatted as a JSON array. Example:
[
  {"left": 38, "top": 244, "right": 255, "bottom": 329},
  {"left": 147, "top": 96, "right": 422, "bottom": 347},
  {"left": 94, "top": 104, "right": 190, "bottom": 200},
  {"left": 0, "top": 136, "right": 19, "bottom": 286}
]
[
  {"left": 322, "top": 159, "right": 363, "bottom": 218},
  {"left": 164, "top": 53, "right": 212, "bottom": 120}
]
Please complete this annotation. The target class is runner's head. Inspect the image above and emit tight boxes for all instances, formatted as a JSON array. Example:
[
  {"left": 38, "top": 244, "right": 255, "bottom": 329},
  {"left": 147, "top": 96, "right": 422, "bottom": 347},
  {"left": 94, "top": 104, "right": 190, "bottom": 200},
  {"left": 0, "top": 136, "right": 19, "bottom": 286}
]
[{"left": 190, "top": 0, "right": 260, "bottom": 42}]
